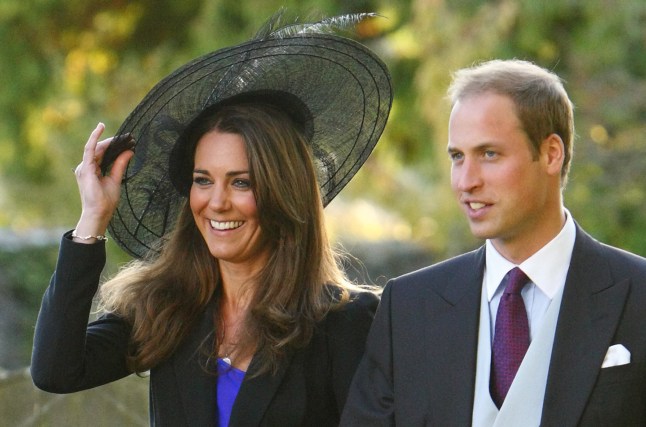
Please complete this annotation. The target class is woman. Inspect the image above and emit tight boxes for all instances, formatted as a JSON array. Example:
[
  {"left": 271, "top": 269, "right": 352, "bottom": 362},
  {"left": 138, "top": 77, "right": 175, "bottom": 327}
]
[{"left": 31, "top": 11, "right": 392, "bottom": 427}]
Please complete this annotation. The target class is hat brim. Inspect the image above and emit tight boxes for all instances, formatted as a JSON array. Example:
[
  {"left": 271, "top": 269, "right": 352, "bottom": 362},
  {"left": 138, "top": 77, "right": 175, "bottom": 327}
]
[{"left": 108, "top": 33, "right": 392, "bottom": 258}]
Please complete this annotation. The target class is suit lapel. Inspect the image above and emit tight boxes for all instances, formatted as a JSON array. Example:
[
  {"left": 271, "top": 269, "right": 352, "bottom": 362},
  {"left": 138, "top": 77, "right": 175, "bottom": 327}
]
[
  {"left": 541, "top": 227, "right": 631, "bottom": 426},
  {"left": 425, "top": 247, "right": 485, "bottom": 426}
]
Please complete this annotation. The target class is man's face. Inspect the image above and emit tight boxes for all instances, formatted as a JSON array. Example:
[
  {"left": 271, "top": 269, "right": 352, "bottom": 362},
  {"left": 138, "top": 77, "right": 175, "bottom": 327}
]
[{"left": 447, "top": 92, "right": 557, "bottom": 259}]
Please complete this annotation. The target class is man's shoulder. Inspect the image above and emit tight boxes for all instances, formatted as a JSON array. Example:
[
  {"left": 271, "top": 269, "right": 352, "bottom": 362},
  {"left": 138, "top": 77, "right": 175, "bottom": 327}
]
[
  {"left": 384, "top": 246, "right": 484, "bottom": 300},
  {"left": 572, "top": 228, "right": 646, "bottom": 299},
  {"left": 597, "top": 241, "right": 646, "bottom": 280},
  {"left": 396, "top": 247, "right": 483, "bottom": 279},
  {"left": 575, "top": 226, "right": 646, "bottom": 273}
]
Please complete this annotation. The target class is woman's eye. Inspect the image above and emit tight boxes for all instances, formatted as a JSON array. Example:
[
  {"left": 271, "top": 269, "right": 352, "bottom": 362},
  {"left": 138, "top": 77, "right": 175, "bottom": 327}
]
[
  {"left": 193, "top": 176, "right": 211, "bottom": 186},
  {"left": 232, "top": 178, "right": 251, "bottom": 189}
]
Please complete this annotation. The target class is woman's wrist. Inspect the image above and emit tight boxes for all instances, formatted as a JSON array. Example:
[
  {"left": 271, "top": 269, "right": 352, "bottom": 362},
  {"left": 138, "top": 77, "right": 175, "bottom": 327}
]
[
  {"left": 71, "top": 229, "right": 109, "bottom": 243},
  {"left": 73, "top": 216, "right": 109, "bottom": 244}
]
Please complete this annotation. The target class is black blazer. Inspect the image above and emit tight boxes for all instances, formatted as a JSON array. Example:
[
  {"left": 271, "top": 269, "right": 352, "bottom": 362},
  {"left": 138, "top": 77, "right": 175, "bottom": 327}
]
[
  {"left": 31, "top": 233, "right": 378, "bottom": 426},
  {"left": 341, "top": 224, "right": 646, "bottom": 426}
]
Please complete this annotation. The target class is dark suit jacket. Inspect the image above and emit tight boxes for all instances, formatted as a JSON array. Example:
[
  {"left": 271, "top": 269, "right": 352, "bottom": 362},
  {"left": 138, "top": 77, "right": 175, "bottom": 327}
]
[
  {"left": 31, "top": 233, "right": 378, "bottom": 426},
  {"left": 341, "top": 224, "right": 646, "bottom": 426}
]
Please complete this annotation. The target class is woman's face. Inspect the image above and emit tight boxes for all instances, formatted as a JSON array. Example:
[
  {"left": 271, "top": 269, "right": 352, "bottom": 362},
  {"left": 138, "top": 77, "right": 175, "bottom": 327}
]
[{"left": 189, "top": 130, "right": 268, "bottom": 270}]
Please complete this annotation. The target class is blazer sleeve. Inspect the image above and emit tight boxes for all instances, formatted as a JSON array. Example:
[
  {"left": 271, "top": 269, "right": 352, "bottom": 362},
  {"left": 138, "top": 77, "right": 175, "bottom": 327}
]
[
  {"left": 340, "top": 282, "right": 396, "bottom": 426},
  {"left": 31, "top": 231, "right": 132, "bottom": 393}
]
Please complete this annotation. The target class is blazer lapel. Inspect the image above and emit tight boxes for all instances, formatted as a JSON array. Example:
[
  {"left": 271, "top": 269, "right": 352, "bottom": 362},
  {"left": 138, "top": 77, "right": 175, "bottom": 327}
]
[
  {"left": 541, "top": 226, "right": 631, "bottom": 426},
  {"left": 170, "top": 301, "right": 294, "bottom": 427},
  {"left": 425, "top": 247, "right": 485, "bottom": 426},
  {"left": 173, "top": 304, "right": 218, "bottom": 426},
  {"left": 228, "top": 351, "right": 295, "bottom": 426}
]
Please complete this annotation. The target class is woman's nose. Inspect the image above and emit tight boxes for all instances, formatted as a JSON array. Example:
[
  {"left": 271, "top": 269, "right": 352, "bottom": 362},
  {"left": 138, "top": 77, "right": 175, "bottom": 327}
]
[{"left": 208, "top": 185, "right": 231, "bottom": 211}]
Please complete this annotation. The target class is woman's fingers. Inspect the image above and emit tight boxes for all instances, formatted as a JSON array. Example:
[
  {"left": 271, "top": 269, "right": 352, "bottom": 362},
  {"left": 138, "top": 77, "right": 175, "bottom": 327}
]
[
  {"left": 75, "top": 123, "right": 135, "bottom": 187},
  {"left": 100, "top": 133, "right": 135, "bottom": 176},
  {"left": 75, "top": 123, "right": 106, "bottom": 178},
  {"left": 74, "top": 123, "right": 123, "bottom": 219},
  {"left": 109, "top": 148, "right": 135, "bottom": 185},
  {"left": 72, "top": 125, "right": 134, "bottom": 240},
  {"left": 82, "top": 122, "right": 105, "bottom": 163}
]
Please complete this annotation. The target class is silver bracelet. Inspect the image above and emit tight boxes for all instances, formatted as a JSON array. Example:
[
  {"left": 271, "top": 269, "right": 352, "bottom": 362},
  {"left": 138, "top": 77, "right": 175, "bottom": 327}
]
[{"left": 71, "top": 230, "right": 109, "bottom": 242}]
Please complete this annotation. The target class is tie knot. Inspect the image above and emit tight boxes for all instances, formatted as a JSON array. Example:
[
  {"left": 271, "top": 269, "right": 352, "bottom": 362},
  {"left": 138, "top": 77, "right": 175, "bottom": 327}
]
[{"left": 504, "top": 267, "right": 529, "bottom": 294}]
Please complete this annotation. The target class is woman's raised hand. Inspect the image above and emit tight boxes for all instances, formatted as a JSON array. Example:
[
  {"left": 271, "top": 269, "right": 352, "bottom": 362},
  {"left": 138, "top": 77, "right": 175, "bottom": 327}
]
[{"left": 72, "top": 123, "right": 134, "bottom": 243}]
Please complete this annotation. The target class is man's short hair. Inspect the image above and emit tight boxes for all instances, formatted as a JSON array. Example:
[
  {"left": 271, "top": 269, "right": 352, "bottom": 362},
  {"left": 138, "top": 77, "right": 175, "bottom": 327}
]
[{"left": 448, "top": 59, "right": 575, "bottom": 186}]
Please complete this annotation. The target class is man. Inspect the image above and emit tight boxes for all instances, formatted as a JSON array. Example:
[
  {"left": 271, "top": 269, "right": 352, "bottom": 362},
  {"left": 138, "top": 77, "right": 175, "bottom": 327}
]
[{"left": 341, "top": 59, "right": 646, "bottom": 426}]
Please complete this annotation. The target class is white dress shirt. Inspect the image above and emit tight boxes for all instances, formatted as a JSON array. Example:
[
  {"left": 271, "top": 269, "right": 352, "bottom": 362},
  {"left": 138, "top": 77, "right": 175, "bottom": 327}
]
[
  {"left": 485, "top": 209, "right": 576, "bottom": 342},
  {"left": 472, "top": 209, "right": 577, "bottom": 426}
]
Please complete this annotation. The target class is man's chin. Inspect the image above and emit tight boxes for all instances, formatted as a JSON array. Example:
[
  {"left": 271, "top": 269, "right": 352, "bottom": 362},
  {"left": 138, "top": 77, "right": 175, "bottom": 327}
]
[{"left": 468, "top": 223, "right": 494, "bottom": 241}]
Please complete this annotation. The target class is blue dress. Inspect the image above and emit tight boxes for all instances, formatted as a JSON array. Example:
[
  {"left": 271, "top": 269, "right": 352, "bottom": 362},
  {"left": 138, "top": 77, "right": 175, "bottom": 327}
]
[{"left": 216, "top": 358, "right": 245, "bottom": 426}]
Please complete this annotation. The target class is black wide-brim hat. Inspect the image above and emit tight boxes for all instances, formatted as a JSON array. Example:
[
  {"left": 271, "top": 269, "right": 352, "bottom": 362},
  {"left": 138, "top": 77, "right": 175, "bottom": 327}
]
[{"left": 106, "top": 12, "right": 393, "bottom": 258}]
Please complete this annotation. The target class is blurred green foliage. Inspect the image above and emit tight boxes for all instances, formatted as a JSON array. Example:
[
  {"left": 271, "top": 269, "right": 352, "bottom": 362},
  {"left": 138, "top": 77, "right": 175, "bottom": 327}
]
[{"left": 1, "top": 0, "right": 645, "bottom": 369}]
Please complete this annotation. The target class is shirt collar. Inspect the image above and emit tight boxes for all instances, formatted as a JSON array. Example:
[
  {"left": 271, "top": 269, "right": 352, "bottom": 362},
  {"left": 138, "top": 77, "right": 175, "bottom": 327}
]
[{"left": 485, "top": 208, "right": 576, "bottom": 301}]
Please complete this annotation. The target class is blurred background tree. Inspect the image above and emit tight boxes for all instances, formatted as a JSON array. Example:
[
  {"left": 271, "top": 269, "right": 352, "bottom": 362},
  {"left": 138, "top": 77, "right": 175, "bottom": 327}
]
[
  {"left": 0, "top": 0, "right": 644, "bottom": 421},
  {"left": 2, "top": 0, "right": 644, "bottom": 256}
]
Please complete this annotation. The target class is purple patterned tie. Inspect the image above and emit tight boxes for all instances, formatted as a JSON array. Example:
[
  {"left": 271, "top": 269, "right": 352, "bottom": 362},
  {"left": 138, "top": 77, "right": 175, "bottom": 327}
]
[{"left": 490, "top": 267, "right": 530, "bottom": 408}]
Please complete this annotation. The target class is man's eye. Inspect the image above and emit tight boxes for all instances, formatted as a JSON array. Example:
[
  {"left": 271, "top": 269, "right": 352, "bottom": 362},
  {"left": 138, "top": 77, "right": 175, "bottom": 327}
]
[{"left": 449, "top": 152, "right": 463, "bottom": 161}]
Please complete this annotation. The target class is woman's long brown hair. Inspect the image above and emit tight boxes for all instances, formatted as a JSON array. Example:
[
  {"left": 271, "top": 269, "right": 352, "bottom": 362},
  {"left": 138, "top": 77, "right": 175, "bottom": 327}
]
[{"left": 99, "top": 102, "right": 359, "bottom": 375}]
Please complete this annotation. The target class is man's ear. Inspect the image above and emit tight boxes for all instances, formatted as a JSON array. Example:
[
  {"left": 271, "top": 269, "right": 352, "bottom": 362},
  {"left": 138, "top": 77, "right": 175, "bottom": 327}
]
[{"left": 541, "top": 133, "right": 565, "bottom": 177}]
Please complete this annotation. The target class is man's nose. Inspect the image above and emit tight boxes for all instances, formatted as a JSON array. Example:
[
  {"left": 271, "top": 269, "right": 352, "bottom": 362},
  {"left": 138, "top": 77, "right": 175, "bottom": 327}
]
[{"left": 454, "top": 158, "right": 483, "bottom": 192}]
